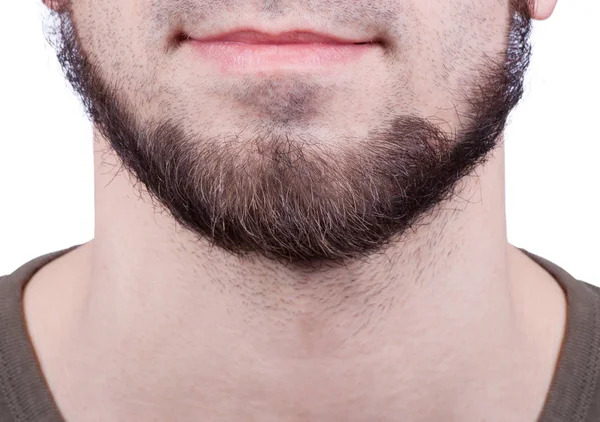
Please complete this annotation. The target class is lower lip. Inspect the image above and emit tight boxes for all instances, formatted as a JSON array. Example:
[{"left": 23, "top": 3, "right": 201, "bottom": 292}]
[{"left": 187, "top": 41, "right": 375, "bottom": 73}]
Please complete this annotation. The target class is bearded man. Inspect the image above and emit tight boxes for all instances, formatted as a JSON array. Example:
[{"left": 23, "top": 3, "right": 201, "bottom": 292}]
[{"left": 1, "top": 0, "right": 598, "bottom": 421}]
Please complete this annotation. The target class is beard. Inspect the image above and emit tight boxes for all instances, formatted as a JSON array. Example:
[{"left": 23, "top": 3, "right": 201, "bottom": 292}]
[{"left": 46, "top": 1, "right": 532, "bottom": 271}]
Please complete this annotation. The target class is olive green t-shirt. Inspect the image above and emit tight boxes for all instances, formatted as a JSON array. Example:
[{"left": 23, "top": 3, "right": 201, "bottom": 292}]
[{"left": 0, "top": 245, "right": 599, "bottom": 421}]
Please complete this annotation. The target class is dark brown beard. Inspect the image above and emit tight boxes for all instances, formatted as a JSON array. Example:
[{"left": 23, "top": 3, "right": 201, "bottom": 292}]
[{"left": 46, "top": 3, "right": 532, "bottom": 272}]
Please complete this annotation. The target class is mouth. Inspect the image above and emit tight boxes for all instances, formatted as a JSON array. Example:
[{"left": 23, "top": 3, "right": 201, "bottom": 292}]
[
  {"left": 177, "top": 29, "right": 381, "bottom": 45},
  {"left": 177, "top": 29, "right": 382, "bottom": 73}
]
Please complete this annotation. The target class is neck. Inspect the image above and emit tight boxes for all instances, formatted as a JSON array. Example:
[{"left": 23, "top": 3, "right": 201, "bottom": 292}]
[{"left": 26, "top": 133, "right": 564, "bottom": 422}]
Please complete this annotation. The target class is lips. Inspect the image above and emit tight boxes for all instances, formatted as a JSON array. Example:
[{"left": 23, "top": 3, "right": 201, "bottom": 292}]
[
  {"left": 179, "top": 28, "right": 381, "bottom": 74},
  {"left": 186, "top": 29, "right": 376, "bottom": 45}
]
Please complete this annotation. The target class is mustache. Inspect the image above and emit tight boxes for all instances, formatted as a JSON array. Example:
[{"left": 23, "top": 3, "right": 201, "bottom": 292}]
[{"left": 146, "top": 0, "right": 402, "bottom": 37}]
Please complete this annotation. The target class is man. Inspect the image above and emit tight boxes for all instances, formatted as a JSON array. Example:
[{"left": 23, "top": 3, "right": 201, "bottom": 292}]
[{"left": 1, "top": 0, "right": 598, "bottom": 420}]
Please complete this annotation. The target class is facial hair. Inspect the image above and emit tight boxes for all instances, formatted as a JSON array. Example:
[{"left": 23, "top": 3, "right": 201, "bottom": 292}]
[{"left": 46, "top": 1, "right": 532, "bottom": 272}]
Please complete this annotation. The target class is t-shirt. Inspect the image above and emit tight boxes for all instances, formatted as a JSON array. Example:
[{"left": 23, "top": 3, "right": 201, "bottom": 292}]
[{"left": 0, "top": 245, "right": 599, "bottom": 422}]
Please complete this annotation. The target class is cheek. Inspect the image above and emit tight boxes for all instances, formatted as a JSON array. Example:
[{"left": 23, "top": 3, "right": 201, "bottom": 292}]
[
  {"left": 380, "top": 0, "right": 511, "bottom": 125},
  {"left": 73, "top": 1, "right": 159, "bottom": 98}
]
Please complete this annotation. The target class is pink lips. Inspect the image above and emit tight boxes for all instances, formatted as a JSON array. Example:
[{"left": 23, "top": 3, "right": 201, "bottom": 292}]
[
  {"left": 194, "top": 30, "right": 369, "bottom": 45},
  {"left": 184, "top": 30, "right": 378, "bottom": 73}
]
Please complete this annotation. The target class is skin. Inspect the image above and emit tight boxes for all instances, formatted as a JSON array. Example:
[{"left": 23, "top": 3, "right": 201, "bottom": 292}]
[{"left": 22, "top": 0, "right": 563, "bottom": 421}]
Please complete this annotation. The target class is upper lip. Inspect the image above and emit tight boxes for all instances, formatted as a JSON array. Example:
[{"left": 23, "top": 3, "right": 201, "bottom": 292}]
[{"left": 186, "top": 28, "right": 377, "bottom": 44}]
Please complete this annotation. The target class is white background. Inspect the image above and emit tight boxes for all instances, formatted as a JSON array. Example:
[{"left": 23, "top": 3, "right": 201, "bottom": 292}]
[{"left": 0, "top": 0, "right": 598, "bottom": 284}]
